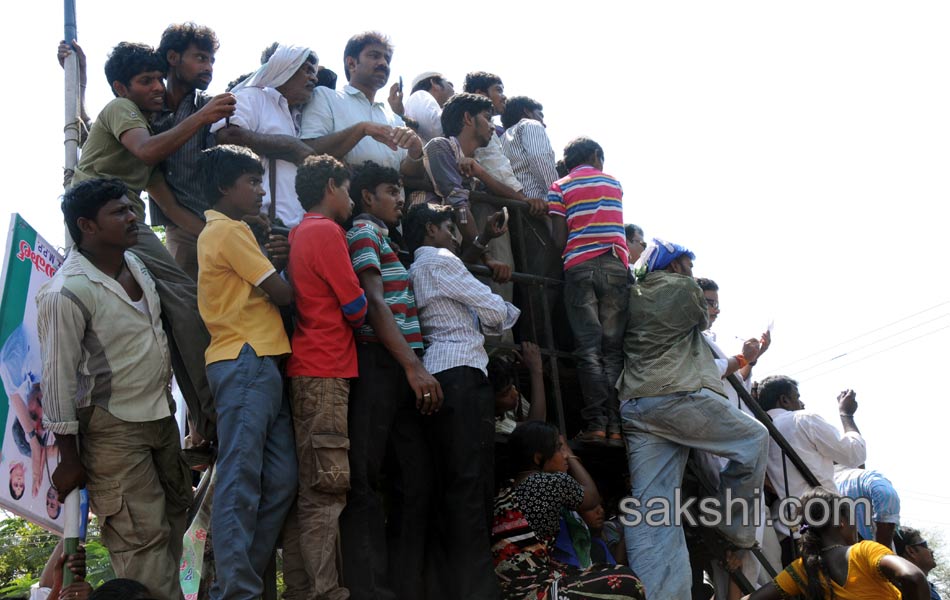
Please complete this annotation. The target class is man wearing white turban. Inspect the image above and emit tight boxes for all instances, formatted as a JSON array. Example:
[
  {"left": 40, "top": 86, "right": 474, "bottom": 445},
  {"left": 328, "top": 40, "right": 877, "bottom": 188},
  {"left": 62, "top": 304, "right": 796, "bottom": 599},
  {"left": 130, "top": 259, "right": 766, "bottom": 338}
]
[{"left": 212, "top": 44, "right": 317, "bottom": 228}]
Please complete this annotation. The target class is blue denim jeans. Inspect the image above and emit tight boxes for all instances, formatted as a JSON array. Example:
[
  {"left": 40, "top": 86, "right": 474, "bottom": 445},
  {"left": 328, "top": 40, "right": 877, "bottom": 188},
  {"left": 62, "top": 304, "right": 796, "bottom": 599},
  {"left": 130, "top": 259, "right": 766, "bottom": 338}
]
[
  {"left": 564, "top": 252, "right": 630, "bottom": 433},
  {"left": 208, "top": 344, "right": 297, "bottom": 600},
  {"left": 621, "top": 388, "right": 768, "bottom": 600}
]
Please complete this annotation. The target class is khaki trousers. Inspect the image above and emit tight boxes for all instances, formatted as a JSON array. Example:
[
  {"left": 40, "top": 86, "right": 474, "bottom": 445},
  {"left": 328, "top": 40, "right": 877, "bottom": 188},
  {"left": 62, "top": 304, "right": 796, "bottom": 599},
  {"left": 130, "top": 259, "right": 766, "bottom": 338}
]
[
  {"left": 79, "top": 407, "right": 192, "bottom": 600},
  {"left": 290, "top": 377, "right": 350, "bottom": 600}
]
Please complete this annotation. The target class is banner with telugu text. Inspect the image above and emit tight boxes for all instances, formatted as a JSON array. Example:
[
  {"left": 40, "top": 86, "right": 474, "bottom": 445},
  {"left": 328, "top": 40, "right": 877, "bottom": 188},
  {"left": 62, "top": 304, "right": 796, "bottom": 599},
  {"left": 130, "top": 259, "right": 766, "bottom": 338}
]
[{"left": 0, "top": 214, "right": 65, "bottom": 532}]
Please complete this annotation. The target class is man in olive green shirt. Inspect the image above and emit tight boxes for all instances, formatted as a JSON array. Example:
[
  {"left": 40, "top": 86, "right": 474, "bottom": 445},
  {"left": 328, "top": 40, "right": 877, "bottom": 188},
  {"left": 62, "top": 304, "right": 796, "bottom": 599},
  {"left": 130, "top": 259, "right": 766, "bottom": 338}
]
[
  {"left": 618, "top": 239, "right": 769, "bottom": 600},
  {"left": 70, "top": 41, "right": 235, "bottom": 441}
]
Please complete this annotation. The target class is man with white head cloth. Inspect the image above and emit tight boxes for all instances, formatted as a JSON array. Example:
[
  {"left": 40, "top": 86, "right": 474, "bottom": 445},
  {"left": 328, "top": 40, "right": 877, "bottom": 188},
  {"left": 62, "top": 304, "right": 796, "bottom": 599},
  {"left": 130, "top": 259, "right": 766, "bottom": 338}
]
[{"left": 213, "top": 44, "right": 317, "bottom": 228}]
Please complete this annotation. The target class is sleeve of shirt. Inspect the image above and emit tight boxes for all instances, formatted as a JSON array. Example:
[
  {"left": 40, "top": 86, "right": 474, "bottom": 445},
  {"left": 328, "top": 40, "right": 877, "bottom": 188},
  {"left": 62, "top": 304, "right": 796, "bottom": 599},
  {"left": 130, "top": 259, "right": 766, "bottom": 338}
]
[
  {"left": 477, "top": 135, "right": 522, "bottom": 191},
  {"left": 773, "top": 563, "right": 805, "bottom": 596},
  {"left": 36, "top": 289, "right": 86, "bottom": 435},
  {"left": 404, "top": 92, "right": 442, "bottom": 141},
  {"left": 347, "top": 226, "right": 382, "bottom": 275},
  {"left": 803, "top": 413, "right": 867, "bottom": 468},
  {"left": 210, "top": 87, "right": 260, "bottom": 134},
  {"left": 423, "top": 138, "right": 469, "bottom": 207},
  {"left": 102, "top": 98, "right": 150, "bottom": 140},
  {"left": 547, "top": 182, "right": 566, "bottom": 217},
  {"left": 866, "top": 474, "right": 901, "bottom": 524},
  {"left": 435, "top": 253, "right": 520, "bottom": 333},
  {"left": 859, "top": 541, "right": 895, "bottom": 581},
  {"left": 219, "top": 224, "right": 276, "bottom": 286},
  {"left": 299, "top": 87, "right": 334, "bottom": 139},
  {"left": 552, "top": 472, "right": 585, "bottom": 511},
  {"left": 319, "top": 228, "right": 368, "bottom": 328},
  {"left": 520, "top": 121, "right": 560, "bottom": 192}
]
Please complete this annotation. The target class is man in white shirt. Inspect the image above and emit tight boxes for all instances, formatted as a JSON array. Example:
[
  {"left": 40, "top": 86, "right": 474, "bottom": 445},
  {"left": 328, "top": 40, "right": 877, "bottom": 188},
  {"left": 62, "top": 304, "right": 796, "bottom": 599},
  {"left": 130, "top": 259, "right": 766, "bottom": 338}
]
[
  {"left": 758, "top": 375, "right": 866, "bottom": 563},
  {"left": 403, "top": 71, "right": 454, "bottom": 142},
  {"left": 212, "top": 44, "right": 317, "bottom": 227},
  {"left": 300, "top": 31, "right": 425, "bottom": 176}
]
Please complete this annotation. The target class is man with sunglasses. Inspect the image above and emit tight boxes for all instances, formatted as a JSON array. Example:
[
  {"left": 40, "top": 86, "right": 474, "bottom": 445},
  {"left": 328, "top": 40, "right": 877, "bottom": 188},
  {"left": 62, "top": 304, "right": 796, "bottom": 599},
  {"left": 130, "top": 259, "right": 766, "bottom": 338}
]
[{"left": 895, "top": 527, "right": 943, "bottom": 600}]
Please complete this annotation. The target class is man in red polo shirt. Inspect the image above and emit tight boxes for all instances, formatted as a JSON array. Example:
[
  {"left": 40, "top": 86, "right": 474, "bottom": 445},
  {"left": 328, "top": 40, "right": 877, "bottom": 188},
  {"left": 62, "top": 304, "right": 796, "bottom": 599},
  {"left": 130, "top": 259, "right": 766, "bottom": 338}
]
[{"left": 286, "top": 154, "right": 368, "bottom": 600}]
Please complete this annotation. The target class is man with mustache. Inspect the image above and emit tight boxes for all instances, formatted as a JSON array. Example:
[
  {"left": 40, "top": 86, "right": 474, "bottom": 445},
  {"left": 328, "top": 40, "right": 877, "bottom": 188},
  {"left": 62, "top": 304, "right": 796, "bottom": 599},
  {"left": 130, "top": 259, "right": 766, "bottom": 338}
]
[
  {"left": 39, "top": 178, "right": 193, "bottom": 600},
  {"left": 300, "top": 31, "right": 425, "bottom": 176}
]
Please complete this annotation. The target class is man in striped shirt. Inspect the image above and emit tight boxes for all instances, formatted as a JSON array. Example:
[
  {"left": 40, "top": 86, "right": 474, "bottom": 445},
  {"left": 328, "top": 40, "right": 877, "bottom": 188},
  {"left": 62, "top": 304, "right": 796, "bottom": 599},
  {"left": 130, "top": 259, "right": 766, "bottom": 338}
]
[
  {"left": 548, "top": 137, "right": 630, "bottom": 445},
  {"left": 342, "top": 161, "right": 441, "bottom": 600},
  {"left": 405, "top": 202, "right": 519, "bottom": 599}
]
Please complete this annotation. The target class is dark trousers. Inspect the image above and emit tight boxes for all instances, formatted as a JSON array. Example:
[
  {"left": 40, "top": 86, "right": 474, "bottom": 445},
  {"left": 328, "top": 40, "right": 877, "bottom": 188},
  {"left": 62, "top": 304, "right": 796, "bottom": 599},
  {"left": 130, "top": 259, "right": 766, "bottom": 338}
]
[
  {"left": 424, "top": 367, "right": 501, "bottom": 600},
  {"left": 341, "top": 343, "right": 431, "bottom": 600}
]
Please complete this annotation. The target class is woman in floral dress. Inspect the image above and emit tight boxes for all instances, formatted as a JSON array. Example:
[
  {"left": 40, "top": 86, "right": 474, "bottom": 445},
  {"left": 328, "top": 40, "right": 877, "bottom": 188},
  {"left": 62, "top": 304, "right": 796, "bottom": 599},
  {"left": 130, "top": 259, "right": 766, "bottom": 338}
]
[{"left": 491, "top": 420, "right": 646, "bottom": 599}]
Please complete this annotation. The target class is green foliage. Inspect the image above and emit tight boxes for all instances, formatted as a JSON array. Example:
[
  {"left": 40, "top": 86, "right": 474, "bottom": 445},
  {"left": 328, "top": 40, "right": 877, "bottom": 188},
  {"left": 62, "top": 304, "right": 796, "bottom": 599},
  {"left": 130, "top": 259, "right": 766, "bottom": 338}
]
[
  {"left": 151, "top": 225, "right": 166, "bottom": 245},
  {"left": 0, "top": 514, "right": 114, "bottom": 599}
]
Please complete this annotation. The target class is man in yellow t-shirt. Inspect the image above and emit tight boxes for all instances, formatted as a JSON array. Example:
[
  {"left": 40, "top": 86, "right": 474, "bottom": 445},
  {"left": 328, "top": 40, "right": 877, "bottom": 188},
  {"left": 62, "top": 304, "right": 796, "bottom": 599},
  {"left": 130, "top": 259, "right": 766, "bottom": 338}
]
[{"left": 196, "top": 144, "right": 296, "bottom": 600}]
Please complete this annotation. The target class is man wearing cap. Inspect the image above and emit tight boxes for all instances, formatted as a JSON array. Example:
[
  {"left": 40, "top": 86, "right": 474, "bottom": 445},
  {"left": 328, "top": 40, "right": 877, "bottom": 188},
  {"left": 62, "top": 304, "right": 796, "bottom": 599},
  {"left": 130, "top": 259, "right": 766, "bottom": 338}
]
[
  {"left": 403, "top": 71, "right": 454, "bottom": 142},
  {"left": 618, "top": 239, "right": 770, "bottom": 600},
  {"left": 213, "top": 44, "right": 318, "bottom": 228},
  {"left": 895, "top": 527, "right": 943, "bottom": 600}
]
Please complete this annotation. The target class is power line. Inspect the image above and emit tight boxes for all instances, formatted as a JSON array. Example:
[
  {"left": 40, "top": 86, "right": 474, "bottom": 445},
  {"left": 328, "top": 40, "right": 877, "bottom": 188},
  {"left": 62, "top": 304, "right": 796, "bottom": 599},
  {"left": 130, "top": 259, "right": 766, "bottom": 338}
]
[
  {"left": 798, "top": 324, "right": 950, "bottom": 382},
  {"left": 769, "top": 300, "right": 950, "bottom": 373},
  {"left": 788, "top": 314, "right": 950, "bottom": 377}
]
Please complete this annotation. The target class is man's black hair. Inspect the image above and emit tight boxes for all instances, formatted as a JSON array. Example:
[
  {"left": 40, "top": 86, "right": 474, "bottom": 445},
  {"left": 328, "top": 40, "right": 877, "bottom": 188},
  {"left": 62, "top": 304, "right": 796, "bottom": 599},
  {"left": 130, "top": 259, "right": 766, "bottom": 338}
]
[
  {"left": 756, "top": 375, "right": 799, "bottom": 411},
  {"left": 88, "top": 579, "right": 153, "bottom": 600},
  {"left": 463, "top": 71, "right": 502, "bottom": 94},
  {"left": 501, "top": 96, "right": 543, "bottom": 130},
  {"left": 343, "top": 32, "right": 393, "bottom": 81},
  {"left": 624, "top": 224, "right": 644, "bottom": 243},
  {"left": 104, "top": 42, "right": 165, "bottom": 93},
  {"left": 296, "top": 155, "right": 350, "bottom": 212},
  {"left": 200, "top": 145, "right": 264, "bottom": 205},
  {"left": 695, "top": 277, "right": 719, "bottom": 292},
  {"left": 157, "top": 22, "right": 219, "bottom": 66},
  {"left": 349, "top": 160, "right": 401, "bottom": 215},
  {"left": 508, "top": 420, "right": 560, "bottom": 472},
  {"left": 226, "top": 72, "right": 253, "bottom": 91},
  {"left": 316, "top": 66, "right": 337, "bottom": 90},
  {"left": 441, "top": 93, "right": 493, "bottom": 138},
  {"left": 563, "top": 137, "right": 604, "bottom": 171},
  {"left": 62, "top": 178, "right": 129, "bottom": 245},
  {"left": 411, "top": 75, "right": 442, "bottom": 95},
  {"left": 403, "top": 202, "right": 453, "bottom": 253},
  {"left": 894, "top": 526, "right": 926, "bottom": 557},
  {"left": 555, "top": 159, "right": 568, "bottom": 178}
]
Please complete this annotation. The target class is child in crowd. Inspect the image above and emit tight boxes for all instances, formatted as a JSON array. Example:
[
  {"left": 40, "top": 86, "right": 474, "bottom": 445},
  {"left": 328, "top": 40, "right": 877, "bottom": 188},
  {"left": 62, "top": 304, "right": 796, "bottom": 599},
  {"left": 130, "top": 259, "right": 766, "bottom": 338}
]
[
  {"left": 196, "top": 144, "right": 296, "bottom": 600},
  {"left": 489, "top": 341, "right": 547, "bottom": 434},
  {"left": 286, "top": 154, "right": 367, "bottom": 599}
]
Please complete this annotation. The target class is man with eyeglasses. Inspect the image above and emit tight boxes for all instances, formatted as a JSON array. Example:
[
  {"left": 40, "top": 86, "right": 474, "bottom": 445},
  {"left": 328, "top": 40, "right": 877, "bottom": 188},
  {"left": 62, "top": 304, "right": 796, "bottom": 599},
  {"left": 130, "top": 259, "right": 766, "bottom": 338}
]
[{"left": 895, "top": 527, "right": 943, "bottom": 600}]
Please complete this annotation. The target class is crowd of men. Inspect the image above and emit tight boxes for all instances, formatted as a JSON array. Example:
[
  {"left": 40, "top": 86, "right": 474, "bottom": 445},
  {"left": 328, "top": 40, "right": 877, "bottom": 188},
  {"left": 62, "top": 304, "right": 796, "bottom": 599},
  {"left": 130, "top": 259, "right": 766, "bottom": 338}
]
[{"left": 39, "top": 22, "right": 942, "bottom": 600}]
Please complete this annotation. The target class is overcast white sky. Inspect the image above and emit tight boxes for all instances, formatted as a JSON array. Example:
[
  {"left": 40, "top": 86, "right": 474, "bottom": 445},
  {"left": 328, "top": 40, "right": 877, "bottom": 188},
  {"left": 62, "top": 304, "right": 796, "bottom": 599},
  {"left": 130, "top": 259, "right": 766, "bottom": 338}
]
[{"left": 1, "top": 0, "right": 948, "bottom": 544}]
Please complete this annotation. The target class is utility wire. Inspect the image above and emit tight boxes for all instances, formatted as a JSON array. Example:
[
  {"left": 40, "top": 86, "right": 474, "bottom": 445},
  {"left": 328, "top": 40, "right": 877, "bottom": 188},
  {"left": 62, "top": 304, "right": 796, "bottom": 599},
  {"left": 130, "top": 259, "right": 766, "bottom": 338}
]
[
  {"left": 788, "top": 313, "right": 950, "bottom": 377},
  {"left": 769, "top": 300, "right": 950, "bottom": 372},
  {"left": 798, "top": 324, "right": 950, "bottom": 382}
]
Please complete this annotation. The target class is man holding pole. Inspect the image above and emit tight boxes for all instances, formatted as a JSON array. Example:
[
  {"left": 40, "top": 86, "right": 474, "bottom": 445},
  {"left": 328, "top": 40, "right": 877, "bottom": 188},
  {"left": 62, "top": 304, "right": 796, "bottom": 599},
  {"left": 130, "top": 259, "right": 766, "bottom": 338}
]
[{"left": 38, "top": 178, "right": 191, "bottom": 600}]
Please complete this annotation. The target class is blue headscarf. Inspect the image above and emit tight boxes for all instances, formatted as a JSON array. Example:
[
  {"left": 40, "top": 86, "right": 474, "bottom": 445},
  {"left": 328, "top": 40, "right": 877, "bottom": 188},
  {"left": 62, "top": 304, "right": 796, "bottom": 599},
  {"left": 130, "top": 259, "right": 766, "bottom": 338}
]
[{"left": 639, "top": 238, "right": 695, "bottom": 273}]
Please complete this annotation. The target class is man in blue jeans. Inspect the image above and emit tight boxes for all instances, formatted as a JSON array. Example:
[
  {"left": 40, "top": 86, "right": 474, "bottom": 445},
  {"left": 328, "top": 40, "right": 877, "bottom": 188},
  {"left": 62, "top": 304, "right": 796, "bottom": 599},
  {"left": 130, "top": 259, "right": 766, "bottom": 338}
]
[
  {"left": 617, "top": 239, "right": 769, "bottom": 600},
  {"left": 548, "top": 137, "right": 630, "bottom": 446}
]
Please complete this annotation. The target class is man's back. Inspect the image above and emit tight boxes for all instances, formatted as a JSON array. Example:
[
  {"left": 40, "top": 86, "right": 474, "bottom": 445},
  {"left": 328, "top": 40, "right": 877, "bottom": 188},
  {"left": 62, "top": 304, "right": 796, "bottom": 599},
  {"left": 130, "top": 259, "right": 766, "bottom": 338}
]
[
  {"left": 766, "top": 408, "right": 867, "bottom": 498},
  {"left": 617, "top": 271, "right": 723, "bottom": 401}
]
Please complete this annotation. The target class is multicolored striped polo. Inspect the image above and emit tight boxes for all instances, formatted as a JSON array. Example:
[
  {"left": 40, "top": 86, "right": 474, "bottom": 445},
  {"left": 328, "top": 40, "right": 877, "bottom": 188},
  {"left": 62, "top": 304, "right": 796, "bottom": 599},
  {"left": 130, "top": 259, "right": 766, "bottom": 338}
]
[
  {"left": 346, "top": 216, "right": 424, "bottom": 349},
  {"left": 547, "top": 165, "right": 629, "bottom": 271}
]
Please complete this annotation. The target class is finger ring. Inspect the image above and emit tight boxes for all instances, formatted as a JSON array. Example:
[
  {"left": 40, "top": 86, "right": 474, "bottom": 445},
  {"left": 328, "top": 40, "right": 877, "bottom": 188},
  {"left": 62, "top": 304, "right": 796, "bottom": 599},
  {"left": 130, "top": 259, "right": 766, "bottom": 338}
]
[{"left": 423, "top": 392, "right": 432, "bottom": 398}]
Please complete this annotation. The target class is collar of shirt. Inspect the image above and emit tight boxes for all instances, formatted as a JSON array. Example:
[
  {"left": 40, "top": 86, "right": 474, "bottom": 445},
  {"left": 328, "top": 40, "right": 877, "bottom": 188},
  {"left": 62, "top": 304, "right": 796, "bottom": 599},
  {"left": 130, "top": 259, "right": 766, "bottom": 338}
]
[
  {"left": 62, "top": 250, "right": 151, "bottom": 308},
  {"left": 767, "top": 408, "right": 789, "bottom": 419},
  {"left": 413, "top": 245, "right": 458, "bottom": 262},
  {"left": 344, "top": 84, "right": 386, "bottom": 108},
  {"left": 352, "top": 213, "right": 389, "bottom": 237}
]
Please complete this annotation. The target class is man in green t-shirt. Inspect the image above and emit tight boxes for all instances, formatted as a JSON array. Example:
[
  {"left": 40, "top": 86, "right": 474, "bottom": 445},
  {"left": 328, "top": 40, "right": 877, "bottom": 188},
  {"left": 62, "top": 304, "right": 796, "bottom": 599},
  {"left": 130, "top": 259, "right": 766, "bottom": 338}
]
[{"left": 70, "top": 41, "right": 235, "bottom": 442}]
